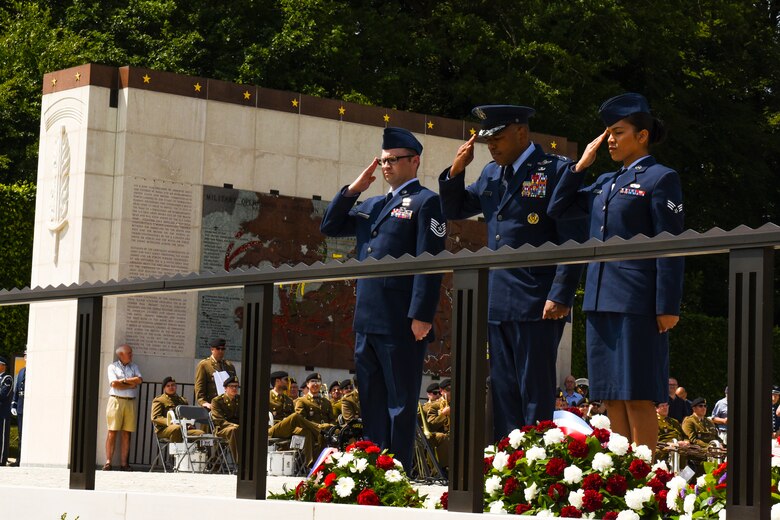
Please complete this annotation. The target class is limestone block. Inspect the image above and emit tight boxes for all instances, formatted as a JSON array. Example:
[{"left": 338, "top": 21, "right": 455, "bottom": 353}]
[
  {"left": 205, "top": 100, "right": 255, "bottom": 149},
  {"left": 298, "top": 115, "right": 340, "bottom": 160},
  {"left": 80, "top": 172, "right": 115, "bottom": 220},
  {"left": 419, "top": 134, "right": 457, "bottom": 178},
  {"left": 338, "top": 122, "right": 383, "bottom": 164},
  {"left": 120, "top": 89, "right": 206, "bottom": 142},
  {"left": 256, "top": 109, "right": 299, "bottom": 155},
  {"left": 119, "top": 133, "right": 203, "bottom": 183},
  {"left": 253, "top": 152, "right": 297, "bottom": 196},
  {"left": 84, "top": 130, "right": 118, "bottom": 177},
  {"left": 297, "top": 157, "right": 340, "bottom": 199},
  {"left": 79, "top": 217, "right": 112, "bottom": 266},
  {"left": 203, "top": 143, "right": 254, "bottom": 191}
]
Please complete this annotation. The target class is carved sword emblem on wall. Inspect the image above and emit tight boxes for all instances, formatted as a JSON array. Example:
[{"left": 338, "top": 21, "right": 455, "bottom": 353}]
[{"left": 47, "top": 125, "right": 70, "bottom": 264}]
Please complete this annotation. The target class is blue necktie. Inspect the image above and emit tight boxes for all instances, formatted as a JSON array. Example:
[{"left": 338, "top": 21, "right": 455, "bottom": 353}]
[{"left": 500, "top": 165, "right": 514, "bottom": 199}]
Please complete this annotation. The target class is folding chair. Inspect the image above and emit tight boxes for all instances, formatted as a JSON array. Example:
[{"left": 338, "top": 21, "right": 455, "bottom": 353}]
[
  {"left": 174, "top": 405, "right": 233, "bottom": 474},
  {"left": 149, "top": 418, "right": 173, "bottom": 473}
]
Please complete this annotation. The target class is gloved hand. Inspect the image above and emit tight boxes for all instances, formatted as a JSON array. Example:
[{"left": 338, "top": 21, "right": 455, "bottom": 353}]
[{"left": 10, "top": 407, "right": 17, "bottom": 417}]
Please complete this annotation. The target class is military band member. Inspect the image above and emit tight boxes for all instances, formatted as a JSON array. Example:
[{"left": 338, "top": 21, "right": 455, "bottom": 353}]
[
  {"left": 294, "top": 373, "right": 335, "bottom": 425},
  {"left": 548, "top": 93, "right": 684, "bottom": 452},
  {"left": 422, "top": 382, "right": 442, "bottom": 417},
  {"left": 194, "top": 338, "right": 237, "bottom": 410},
  {"left": 329, "top": 380, "right": 343, "bottom": 418},
  {"left": 211, "top": 375, "right": 240, "bottom": 461},
  {"left": 440, "top": 106, "right": 586, "bottom": 439},
  {"left": 269, "top": 370, "right": 325, "bottom": 466},
  {"left": 340, "top": 378, "right": 361, "bottom": 422},
  {"left": 320, "top": 127, "right": 445, "bottom": 471},
  {"left": 151, "top": 377, "right": 204, "bottom": 442},
  {"left": 682, "top": 398, "right": 721, "bottom": 448},
  {"left": 656, "top": 401, "right": 686, "bottom": 444},
  {"left": 425, "top": 378, "right": 451, "bottom": 468}
]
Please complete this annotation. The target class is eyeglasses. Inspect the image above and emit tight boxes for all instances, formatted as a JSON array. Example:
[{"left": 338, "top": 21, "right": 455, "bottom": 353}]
[
  {"left": 431, "top": 391, "right": 441, "bottom": 395},
  {"left": 379, "top": 154, "right": 415, "bottom": 166},
  {"left": 227, "top": 384, "right": 240, "bottom": 389}
]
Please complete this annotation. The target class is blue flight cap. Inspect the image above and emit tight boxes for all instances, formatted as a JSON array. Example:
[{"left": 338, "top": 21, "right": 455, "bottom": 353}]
[
  {"left": 599, "top": 93, "right": 651, "bottom": 126},
  {"left": 0, "top": 356, "right": 6, "bottom": 366},
  {"left": 472, "top": 105, "right": 535, "bottom": 137},
  {"left": 382, "top": 127, "right": 423, "bottom": 155}
]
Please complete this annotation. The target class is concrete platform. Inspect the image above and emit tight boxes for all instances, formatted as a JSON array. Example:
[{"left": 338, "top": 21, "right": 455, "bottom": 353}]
[{"left": 0, "top": 466, "right": 453, "bottom": 520}]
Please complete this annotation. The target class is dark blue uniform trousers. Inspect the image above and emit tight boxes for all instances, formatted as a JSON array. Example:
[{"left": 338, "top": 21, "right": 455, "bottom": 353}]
[
  {"left": 489, "top": 319, "right": 566, "bottom": 440},
  {"left": 355, "top": 331, "right": 426, "bottom": 472}
]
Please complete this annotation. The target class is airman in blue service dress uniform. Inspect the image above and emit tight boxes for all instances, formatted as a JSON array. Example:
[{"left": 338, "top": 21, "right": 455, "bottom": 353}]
[
  {"left": 320, "top": 127, "right": 445, "bottom": 471},
  {"left": 0, "top": 357, "right": 12, "bottom": 466},
  {"left": 548, "top": 93, "right": 684, "bottom": 451},
  {"left": 439, "top": 106, "right": 586, "bottom": 440}
]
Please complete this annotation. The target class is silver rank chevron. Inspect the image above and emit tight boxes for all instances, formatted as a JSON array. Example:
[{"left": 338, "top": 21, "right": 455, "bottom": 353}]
[{"left": 430, "top": 218, "right": 447, "bottom": 237}]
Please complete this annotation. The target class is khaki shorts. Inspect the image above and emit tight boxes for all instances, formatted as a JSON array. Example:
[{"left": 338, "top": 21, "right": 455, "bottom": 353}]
[{"left": 106, "top": 395, "right": 136, "bottom": 432}]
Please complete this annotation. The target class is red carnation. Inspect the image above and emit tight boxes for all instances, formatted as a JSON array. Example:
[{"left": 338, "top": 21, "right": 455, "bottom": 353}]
[
  {"left": 347, "top": 440, "right": 378, "bottom": 452},
  {"left": 581, "top": 489, "right": 604, "bottom": 512},
  {"left": 503, "top": 476, "right": 520, "bottom": 496},
  {"left": 507, "top": 450, "right": 525, "bottom": 469},
  {"left": 713, "top": 462, "right": 728, "bottom": 477},
  {"left": 560, "top": 505, "right": 582, "bottom": 518},
  {"left": 628, "top": 459, "right": 651, "bottom": 479},
  {"left": 655, "top": 490, "right": 669, "bottom": 513},
  {"left": 603, "top": 512, "right": 619, "bottom": 520},
  {"left": 324, "top": 472, "right": 337, "bottom": 487},
  {"left": 536, "top": 420, "right": 557, "bottom": 432},
  {"left": 567, "top": 438, "right": 589, "bottom": 458},
  {"left": 648, "top": 477, "right": 665, "bottom": 494},
  {"left": 605, "top": 474, "right": 628, "bottom": 496},
  {"left": 365, "top": 445, "right": 381, "bottom": 454},
  {"left": 357, "top": 488, "right": 381, "bottom": 506},
  {"left": 440, "top": 492, "right": 449, "bottom": 509},
  {"left": 545, "top": 457, "right": 567, "bottom": 477},
  {"left": 591, "top": 428, "right": 611, "bottom": 443},
  {"left": 484, "top": 456, "right": 495, "bottom": 474},
  {"left": 315, "top": 487, "right": 333, "bottom": 503},
  {"left": 716, "top": 483, "right": 727, "bottom": 490},
  {"left": 376, "top": 455, "right": 395, "bottom": 470},
  {"left": 654, "top": 468, "right": 673, "bottom": 484},
  {"left": 521, "top": 425, "right": 535, "bottom": 433},
  {"left": 565, "top": 406, "right": 583, "bottom": 418},
  {"left": 548, "top": 483, "right": 567, "bottom": 502},
  {"left": 497, "top": 436, "right": 510, "bottom": 451},
  {"left": 294, "top": 480, "right": 305, "bottom": 499},
  {"left": 515, "top": 503, "right": 532, "bottom": 515},
  {"left": 581, "top": 473, "right": 603, "bottom": 491}
]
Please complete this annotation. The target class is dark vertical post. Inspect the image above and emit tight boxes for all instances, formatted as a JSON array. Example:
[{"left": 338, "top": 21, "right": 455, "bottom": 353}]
[
  {"left": 69, "top": 296, "right": 103, "bottom": 490},
  {"left": 448, "top": 269, "right": 489, "bottom": 513},
  {"left": 726, "top": 248, "right": 774, "bottom": 520},
  {"left": 236, "top": 284, "right": 273, "bottom": 499}
]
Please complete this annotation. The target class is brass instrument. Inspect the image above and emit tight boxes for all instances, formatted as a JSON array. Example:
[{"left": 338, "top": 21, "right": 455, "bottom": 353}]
[{"left": 418, "top": 402, "right": 432, "bottom": 439}]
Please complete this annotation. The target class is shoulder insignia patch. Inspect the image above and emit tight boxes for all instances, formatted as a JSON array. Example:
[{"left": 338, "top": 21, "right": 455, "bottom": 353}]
[{"left": 430, "top": 218, "right": 447, "bottom": 237}]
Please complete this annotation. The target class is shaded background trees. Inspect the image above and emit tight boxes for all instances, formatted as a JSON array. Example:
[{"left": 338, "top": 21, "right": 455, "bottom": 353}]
[{"left": 0, "top": 0, "right": 779, "bottom": 400}]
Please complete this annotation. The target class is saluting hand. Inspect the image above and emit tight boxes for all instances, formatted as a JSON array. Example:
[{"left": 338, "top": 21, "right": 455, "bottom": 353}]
[
  {"left": 411, "top": 319, "right": 432, "bottom": 341},
  {"left": 657, "top": 314, "right": 679, "bottom": 334},
  {"left": 574, "top": 129, "right": 609, "bottom": 173},
  {"left": 449, "top": 134, "right": 477, "bottom": 177},
  {"left": 346, "top": 157, "right": 380, "bottom": 196},
  {"left": 542, "top": 300, "right": 570, "bottom": 320}
]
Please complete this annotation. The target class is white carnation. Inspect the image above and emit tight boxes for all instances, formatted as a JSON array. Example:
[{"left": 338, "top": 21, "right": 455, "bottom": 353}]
[
  {"left": 488, "top": 500, "right": 507, "bottom": 514},
  {"left": 679, "top": 515, "right": 692, "bottom": 520},
  {"left": 590, "top": 414, "right": 611, "bottom": 430},
  {"left": 667, "top": 476, "right": 688, "bottom": 494},
  {"left": 773, "top": 503, "right": 780, "bottom": 520},
  {"left": 568, "top": 489, "right": 584, "bottom": 509},
  {"left": 592, "top": 452, "right": 613, "bottom": 472},
  {"left": 334, "top": 476, "right": 355, "bottom": 497},
  {"left": 631, "top": 443, "right": 653, "bottom": 462},
  {"left": 508, "top": 429, "right": 525, "bottom": 449},
  {"left": 666, "top": 490, "right": 681, "bottom": 512},
  {"left": 524, "top": 482, "right": 538, "bottom": 502},
  {"left": 718, "top": 507, "right": 727, "bottom": 520},
  {"left": 696, "top": 474, "right": 707, "bottom": 488},
  {"left": 651, "top": 460, "right": 669, "bottom": 472},
  {"left": 394, "top": 458, "right": 404, "bottom": 469},
  {"left": 485, "top": 475, "right": 503, "bottom": 496},
  {"left": 536, "top": 511, "right": 555, "bottom": 518},
  {"left": 485, "top": 444, "right": 497, "bottom": 456},
  {"left": 525, "top": 446, "right": 546, "bottom": 462},
  {"left": 350, "top": 458, "right": 368, "bottom": 473},
  {"left": 543, "top": 427, "right": 565, "bottom": 446},
  {"left": 616, "top": 511, "right": 640, "bottom": 520},
  {"left": 423, "top": 495, "right": 439, "bottom": 510},
  {"left": 607, "top": 433, "right": 630, "bottom": 456},
  {"left": 625, "top": 487, "right": 654, "bottom": 510},
  {"left": 336, "top": 452, "right": 354, "bottom": 468},
  {"left": 492, "top": 451, "right": 510, "bottom": 471},
  {"left": 683, "top": 493, "right": 697, "bottom": 514},
  {"left": 563, "top": 464, "right": 583, "bottom": 484},
  {"left": 773, "top": 457, "right": 780, "bottom": 468},
  {"left": 384, "top": 469, "right": 403, "bottom": 483}
]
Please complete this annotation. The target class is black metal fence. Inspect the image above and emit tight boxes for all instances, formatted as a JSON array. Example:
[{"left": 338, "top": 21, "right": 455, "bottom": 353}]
[
  {"left": 130, "top": 382, "right": 195, "bottom": 467},
  {"left": 1, "top": 224, "right": 778, "bottom": 517}
]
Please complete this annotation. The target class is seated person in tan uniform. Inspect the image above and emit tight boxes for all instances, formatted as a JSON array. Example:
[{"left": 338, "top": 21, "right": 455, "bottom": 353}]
[
  {"left": 194, "top": 338, "right": 237, "bottom": 410},
  {"left": 211, "top": 375, "right": 240, "bottom": 461},
  {"left": 340, "top": 378, "right": 361, "bottom": 422},
  {"left": 269, "top": 370, "right": 327, "bottom": 466},
  {"left": 426, "top": 378, "right": 452, "bottom": 468},
  {"left": 295, "top": 372, "right": 335, "bottom": 458},
  {"left": 151, "top": 376, "right": 203, "bottom": 442},
  {"left": 682, "top": 397, "right": 721, "bottom": 447}
]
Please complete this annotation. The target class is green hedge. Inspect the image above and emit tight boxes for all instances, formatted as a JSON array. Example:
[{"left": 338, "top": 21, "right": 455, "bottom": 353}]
[
  {"left": 570, "top": 289, "right": 780, "bottom": 406},
  {"left": 0, "top": 182, "right": 35, "bottom": 361}
]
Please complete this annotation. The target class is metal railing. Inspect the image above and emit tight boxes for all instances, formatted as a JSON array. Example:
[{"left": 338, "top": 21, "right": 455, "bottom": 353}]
[
  {"left": 1, "top": 223, "right": 778, "bottom": 515},
  {"left": 131, "top": 382, "right": 195, "bottom": 468}
]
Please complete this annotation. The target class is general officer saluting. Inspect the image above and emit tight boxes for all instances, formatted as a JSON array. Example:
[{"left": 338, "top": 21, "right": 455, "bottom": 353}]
[
  {"left": 321, "top": 127, "right": 446, "bottom": 471},
  {"left": 439, "top": 106, "right": 586, "bottom": 440}
]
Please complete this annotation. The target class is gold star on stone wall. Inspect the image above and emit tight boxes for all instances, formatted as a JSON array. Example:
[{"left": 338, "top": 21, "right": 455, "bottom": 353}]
[
  {"left": 51, "top": 78, "right": 57, "bottom": 87},
  {"left": 142, "top": 74, "right": 151, "bottom": 84},
  {"left": 427, "top": 121, "right": 434, "bottom": 129},
  {"left": 74, "top": 73, "right": 81, "bottom": 81},
  {"left": 338, "top": 106, "right": 346, "bottom": 116},
  {"left": 194, "top": 83, "right": 202, "bottom": 92},
  {"left": 243, "top": 90, "right": 251, "bottom": 100},
  {"left": 291, "top": 99, "right": 299, "bottom": 107},
  {"left": 383, "top": 114, "right": 390, "bottom": 123},
  {"left": 550, "top": 141, "right": 557, "bottom": 149}
]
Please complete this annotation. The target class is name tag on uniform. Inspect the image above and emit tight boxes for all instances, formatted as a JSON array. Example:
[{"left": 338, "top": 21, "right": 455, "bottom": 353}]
[
  {"left": 618, "top": 187, "right": 646, "bottom": 197},
  {"left": 391, "top": 207, "right": 413, "bottom": 219},
  {"left": 357, "top": 211, "right": 370, "bottom": 219},
  {"left": 483, "top": 190, "right": 492, "bottom": 197}
]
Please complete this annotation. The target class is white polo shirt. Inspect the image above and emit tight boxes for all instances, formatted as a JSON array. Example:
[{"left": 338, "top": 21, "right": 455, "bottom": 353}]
[{"left": 107, "top": 360, "right": 142, "bottom": 398}]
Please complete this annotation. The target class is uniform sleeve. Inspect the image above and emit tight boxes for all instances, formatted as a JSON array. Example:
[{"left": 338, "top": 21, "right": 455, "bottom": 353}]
[
  {"left": 151, "top": 398, "right": 168, "bottom": 428},
  {"left": 408, "top": 194, "right": 446, "bottom": 324},
  {"left": 427, "top": 403, "right": 448, "bottom": 432},
  {"left": 194, "top": 362, "right": 208, "bottom": 407},
  {"left": 341, "top": 398, "right": 358, "bottom": 422},
  {"left": 547, "top": 163, "right": 591, "bottom": 221},
  {"left": 651, "top": 170, "right": 685, "bottom": 315},
  {"left": 210, "top": 398, "right": 226, "bottom": 428},
  {"left": 0, "top": 375, "right": 11, "bottom": 402},
  {"left": 320, "top": 187, "right": 361, "bottom": 237},
  {"left": 547, "top": 162, "right": 588, "bottom": 306},
  {"left": 294, "top": 397, "right": 305, "bottom": 416},
  {"left": 681, "top": 417, "right": 696, "bottom": 443},
  {"left": 438, "top": 167, "right": 484, "bottom": 220}
]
